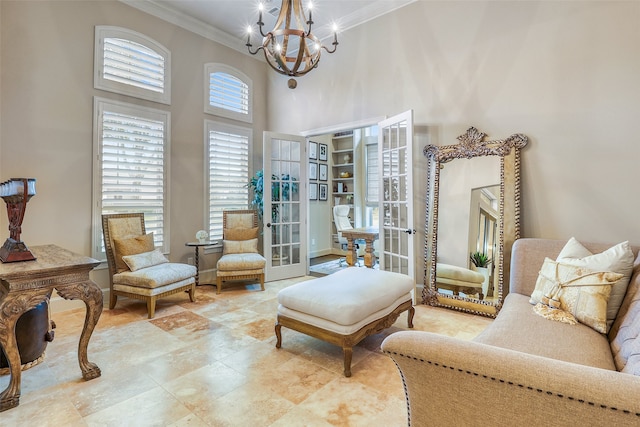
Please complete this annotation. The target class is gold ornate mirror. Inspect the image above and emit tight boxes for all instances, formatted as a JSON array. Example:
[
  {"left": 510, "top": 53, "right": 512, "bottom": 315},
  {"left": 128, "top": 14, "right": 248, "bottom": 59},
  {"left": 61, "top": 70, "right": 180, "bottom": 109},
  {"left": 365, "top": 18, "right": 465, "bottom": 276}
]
[{"left": 423, "top": 127, "right": 528, "bottom": 317}]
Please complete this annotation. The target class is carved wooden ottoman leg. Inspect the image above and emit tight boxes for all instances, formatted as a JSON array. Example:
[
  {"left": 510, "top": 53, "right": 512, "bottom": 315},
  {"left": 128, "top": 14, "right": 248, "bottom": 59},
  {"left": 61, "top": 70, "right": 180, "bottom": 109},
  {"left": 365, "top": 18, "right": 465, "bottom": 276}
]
[
  {"left": 275, "top": 322, "right": 282, "bottom": 348},
  {"left": 343, "top": 347, "right": 353, "bottom": 377},
  {"left": 408, "top": 306, "right": 415, "bottom": 328}
]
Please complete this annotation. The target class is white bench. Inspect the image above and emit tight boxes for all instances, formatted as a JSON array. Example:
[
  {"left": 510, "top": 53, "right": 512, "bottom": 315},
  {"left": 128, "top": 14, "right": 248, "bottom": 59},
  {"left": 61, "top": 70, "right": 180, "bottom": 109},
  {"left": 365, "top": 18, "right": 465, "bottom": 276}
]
[{"left": 275, "top": 268, "right": 415, "bottom": 377}]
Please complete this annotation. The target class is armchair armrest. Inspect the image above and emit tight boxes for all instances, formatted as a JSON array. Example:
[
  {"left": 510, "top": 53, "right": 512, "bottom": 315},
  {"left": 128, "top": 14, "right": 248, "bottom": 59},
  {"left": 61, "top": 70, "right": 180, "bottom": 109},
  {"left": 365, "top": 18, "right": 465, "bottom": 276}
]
[{"left": 382, "top": 331, "right": 640, "bottom": 426}]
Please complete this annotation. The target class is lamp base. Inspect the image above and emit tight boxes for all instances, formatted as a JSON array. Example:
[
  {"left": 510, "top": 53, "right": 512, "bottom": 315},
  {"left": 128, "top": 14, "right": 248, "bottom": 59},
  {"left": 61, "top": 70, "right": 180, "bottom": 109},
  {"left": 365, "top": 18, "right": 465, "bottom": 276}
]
[{"left": 0, "top": 238, "right": 36, "bottom": 263}]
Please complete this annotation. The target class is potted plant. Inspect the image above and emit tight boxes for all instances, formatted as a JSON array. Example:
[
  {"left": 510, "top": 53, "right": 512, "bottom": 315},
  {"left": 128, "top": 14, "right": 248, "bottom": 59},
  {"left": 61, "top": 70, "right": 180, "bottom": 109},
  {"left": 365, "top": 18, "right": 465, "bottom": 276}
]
[
  {"left": 247, "top": 170, "right": 298, "bottom": 223},
  {"left": 470, "top": 251, "right": 492, "bottom": 268}
]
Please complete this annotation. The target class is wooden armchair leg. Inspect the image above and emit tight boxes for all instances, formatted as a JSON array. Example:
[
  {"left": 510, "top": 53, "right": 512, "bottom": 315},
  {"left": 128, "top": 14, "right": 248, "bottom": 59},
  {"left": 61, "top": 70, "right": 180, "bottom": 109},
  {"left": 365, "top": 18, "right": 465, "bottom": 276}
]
[
  {"left": 216, "top": 277, "right": 222, "bottom": 294},
  {"left": 147, "top": 297, "right": 157, "bottom": 319},
  {"left": 109, "top": 292, "right": 117, "bottom": 309}
]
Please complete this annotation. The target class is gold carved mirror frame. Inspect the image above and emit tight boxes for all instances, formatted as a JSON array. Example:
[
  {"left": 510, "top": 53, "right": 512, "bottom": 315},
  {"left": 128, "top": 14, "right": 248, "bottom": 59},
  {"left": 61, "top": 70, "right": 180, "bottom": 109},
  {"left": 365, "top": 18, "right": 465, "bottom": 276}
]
[{"left": 423, "top": 127, "right": 528, "bottom": 317}]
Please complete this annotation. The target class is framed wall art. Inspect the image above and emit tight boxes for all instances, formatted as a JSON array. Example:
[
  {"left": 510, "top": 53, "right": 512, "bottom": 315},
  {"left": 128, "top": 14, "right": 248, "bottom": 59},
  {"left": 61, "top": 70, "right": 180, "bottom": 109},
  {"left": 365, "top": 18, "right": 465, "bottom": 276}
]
[
  {"left": 319, "top": 163, "right": 328, "bottom": 181},
  {"left": 309, "top": 162, "right": 318, "bottom": 180},
  {"left": 319, "top": 183, "right": 328, "bottom": 201},
  {"left": 309, "top": 182, "right": 318, "bottom": 200},
  {"left": 309, "top": 141, "right": 318, "bottom": 160},
  {"left": 319, "top": 143, "right": 328, "bottom": 161}
]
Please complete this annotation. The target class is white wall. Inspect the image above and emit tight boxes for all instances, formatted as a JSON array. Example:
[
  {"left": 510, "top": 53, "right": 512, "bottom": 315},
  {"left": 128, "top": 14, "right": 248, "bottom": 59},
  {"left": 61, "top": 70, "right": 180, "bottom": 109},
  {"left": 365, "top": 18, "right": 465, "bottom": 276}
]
[
  {"left": 267, "top": 1, "right": 640, "bottom": 252},
  {"left": 0, "top": 1, "right": 267, "bottom": 298}
]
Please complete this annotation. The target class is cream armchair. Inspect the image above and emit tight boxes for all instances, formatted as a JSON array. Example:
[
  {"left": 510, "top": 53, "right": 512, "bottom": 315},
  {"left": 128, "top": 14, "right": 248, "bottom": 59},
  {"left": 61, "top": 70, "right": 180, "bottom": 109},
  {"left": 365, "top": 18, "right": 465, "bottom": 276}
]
[
  {"left": 102, "top": 213, "right": 196, "bottom": 318},
  {"left": 216, "top": 210, "right": 266, "bottom": 294}
]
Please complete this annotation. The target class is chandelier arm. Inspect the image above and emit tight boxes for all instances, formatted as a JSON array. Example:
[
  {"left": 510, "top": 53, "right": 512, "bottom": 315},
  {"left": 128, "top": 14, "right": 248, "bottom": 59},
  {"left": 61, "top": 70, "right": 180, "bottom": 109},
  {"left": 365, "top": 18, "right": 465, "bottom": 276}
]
[
  {"left": 258, "top": 22, "right": 268, "bottom": 38},
  {"left": 321, "top": 41, "right": 338, "bottom": 54},
  {"left": 246, "top": 43, "right": 264, "bottom": 55}
]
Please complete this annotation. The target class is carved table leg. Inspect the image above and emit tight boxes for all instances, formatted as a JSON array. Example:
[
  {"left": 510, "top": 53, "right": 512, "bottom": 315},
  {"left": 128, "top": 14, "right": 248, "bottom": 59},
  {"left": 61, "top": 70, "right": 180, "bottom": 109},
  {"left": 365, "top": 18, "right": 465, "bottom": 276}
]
[
  {"left": 346, "top": 238, "right": 356, "bottom": 267},
  {"left": 56, "top": 281, "right": 103, "bottom": 380},
  {"left": 0, "top": 291, "right": 49, "bottom": 412},
  {"left": 363, "top": 237, "right": 376, "bottom": 268}
]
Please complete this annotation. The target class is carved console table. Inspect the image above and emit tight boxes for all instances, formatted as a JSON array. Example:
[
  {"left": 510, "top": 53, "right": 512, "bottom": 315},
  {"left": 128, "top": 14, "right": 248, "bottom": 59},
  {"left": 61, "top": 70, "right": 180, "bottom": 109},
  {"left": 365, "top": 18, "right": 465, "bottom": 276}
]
[{"left": 0, "top": 244, "right": 103, "bottom": 412}]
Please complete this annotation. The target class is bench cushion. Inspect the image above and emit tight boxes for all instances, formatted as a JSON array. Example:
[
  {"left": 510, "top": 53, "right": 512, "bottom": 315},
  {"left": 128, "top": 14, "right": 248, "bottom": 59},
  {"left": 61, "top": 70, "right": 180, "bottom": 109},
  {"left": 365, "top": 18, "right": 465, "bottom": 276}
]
[
  {"left": 277, "top": 268, "right": 413, "bottom": 326},
  {"left": 217, "top": 253, "right": 266, "bottom": 270},
  {"left": 113, "top": 262, "right": 196, "bottom": 289}
]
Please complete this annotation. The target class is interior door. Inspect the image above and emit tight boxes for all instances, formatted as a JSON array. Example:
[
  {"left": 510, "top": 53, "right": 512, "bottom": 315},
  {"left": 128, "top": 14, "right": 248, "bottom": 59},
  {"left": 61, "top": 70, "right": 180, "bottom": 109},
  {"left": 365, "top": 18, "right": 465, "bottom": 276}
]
[
  {"left": 263, "top": 132, "right": 307, "bottom": 281},
  {"left": 378, "top": 111, "right": 415, "bottom": 279}
]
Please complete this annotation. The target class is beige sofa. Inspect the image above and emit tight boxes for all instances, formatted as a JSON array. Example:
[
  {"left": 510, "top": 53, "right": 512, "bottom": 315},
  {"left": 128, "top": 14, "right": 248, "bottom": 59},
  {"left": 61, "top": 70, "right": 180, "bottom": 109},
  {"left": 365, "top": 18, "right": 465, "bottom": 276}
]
[{"left": 382, "top": 238, "right": 640, "bottom": 426}]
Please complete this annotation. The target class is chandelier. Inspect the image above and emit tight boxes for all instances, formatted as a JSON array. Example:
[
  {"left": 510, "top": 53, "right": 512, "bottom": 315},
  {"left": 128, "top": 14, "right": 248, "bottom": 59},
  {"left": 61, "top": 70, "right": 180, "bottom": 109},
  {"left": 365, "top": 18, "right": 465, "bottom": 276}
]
[{"left": 246, "top": 0, "right": 338, "bottom": 89}]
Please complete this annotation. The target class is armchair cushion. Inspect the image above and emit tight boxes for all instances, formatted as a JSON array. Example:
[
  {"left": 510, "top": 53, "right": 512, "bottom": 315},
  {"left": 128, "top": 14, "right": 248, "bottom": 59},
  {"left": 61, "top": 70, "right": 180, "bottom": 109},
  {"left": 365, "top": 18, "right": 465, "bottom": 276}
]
[
  {"left": 217, "top": 253, "right": 266, "bottom": 271},
  {"left": 113, "top": 233, "right": 155, "bottom": 273},
  {"left": 223, "top": 238, "right": 258, "bottom": 255},
  {"left": 224, "top": 226, "right": 259, "bottom": 241},
  {"left": 122, "top": 248, "right": 169, "bottom": 272},
  {"left": 113, "top": 262, "right": 197, "bottom": 289}
]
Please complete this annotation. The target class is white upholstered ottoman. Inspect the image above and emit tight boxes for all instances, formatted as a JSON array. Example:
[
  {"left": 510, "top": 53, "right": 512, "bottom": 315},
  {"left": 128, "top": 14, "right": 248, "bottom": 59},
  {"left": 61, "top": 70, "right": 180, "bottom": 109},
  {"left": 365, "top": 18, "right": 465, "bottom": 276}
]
[{"left": 275, "top": 268, "right": 415, "bottom": 377}]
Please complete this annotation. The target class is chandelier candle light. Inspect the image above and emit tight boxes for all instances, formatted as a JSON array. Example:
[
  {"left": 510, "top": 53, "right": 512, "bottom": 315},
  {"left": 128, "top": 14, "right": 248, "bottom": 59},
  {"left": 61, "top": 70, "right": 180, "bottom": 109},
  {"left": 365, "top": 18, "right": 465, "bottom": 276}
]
[
  {"left": 0, "top": 178, "right": 36, "bottom": 262},
  {"left": 246, "top": 0, "right": 338, "bottom": 89}
]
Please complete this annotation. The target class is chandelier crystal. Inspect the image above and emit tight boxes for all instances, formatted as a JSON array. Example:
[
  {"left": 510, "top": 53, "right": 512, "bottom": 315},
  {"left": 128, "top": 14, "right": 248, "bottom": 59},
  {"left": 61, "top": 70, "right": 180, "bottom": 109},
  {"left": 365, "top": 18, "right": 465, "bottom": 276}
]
[{"left": 246, "top": 0, "right": 338, "bottom": 89}]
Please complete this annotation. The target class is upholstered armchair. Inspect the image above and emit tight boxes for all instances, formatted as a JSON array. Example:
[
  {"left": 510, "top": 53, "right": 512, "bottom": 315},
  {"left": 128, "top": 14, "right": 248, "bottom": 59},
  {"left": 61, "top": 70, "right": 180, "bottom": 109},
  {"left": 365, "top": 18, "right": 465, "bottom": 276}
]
[
  {"left": 102, "top": 213, "right": 197, "bottom": 318},
  {"left": 216, "top": 210, "right": 266, "bottom": 294}
]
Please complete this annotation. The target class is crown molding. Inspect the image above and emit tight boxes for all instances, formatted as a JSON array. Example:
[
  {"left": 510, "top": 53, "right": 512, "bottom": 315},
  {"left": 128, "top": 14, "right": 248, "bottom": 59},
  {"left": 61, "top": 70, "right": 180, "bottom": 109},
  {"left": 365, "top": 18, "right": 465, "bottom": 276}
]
[
  {"left": 120, "top": 0, "right": 248, "bottom": 54},
  {"left": 121, "top": 0, "right": 416, "bottom": 56}
]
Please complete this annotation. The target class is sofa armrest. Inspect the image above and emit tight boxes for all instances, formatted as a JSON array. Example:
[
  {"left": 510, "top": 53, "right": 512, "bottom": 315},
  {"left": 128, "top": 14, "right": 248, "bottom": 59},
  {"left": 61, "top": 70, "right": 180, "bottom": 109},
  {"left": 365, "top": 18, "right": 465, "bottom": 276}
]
[{"left": 382, "top": 331, "right": 640, "bottom": 426}]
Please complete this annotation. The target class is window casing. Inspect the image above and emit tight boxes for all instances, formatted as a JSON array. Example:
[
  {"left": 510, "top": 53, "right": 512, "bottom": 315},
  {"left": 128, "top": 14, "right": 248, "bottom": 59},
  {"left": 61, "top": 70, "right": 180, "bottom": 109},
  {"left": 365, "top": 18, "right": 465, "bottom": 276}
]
[
  {"left": 95, "top": 26, "right": 171, "bottom": 105},
  {"left": 205, "top": 121, "right": 251, "bottom": 241},
  {"left": 92, "top": 97, "right": 170, "bottom": 259},
  {"left": 204, "top": 63, "right": 252, "bottom": 123}
]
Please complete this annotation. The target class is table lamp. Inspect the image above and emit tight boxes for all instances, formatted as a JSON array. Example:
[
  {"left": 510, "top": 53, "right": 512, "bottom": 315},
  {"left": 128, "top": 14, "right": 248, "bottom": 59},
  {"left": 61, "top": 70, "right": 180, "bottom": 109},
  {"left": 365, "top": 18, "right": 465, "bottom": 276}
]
[{"left": 0, "top": 178, "right": 36, "bottom": 262}]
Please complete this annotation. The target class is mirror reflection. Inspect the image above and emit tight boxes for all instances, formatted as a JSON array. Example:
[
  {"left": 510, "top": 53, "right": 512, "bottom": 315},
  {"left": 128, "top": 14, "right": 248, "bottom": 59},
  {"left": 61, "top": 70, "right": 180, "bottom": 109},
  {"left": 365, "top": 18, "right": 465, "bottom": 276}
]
[{"left": 424, "top": 127, "right": 528, "bottom": 317}]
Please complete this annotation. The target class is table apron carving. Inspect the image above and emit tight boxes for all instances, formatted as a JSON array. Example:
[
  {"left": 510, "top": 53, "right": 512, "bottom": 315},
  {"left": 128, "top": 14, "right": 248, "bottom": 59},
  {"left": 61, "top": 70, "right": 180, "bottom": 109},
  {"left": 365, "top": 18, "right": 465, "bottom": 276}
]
[{"left": 0, "top": 245, "right": 103, "bottom": 412}]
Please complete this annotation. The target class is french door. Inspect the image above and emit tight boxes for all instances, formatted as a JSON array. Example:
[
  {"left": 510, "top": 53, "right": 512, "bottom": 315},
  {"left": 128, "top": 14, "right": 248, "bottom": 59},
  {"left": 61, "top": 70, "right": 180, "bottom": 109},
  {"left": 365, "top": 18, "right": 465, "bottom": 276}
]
[
  {"left": 263, "top": 132, "right": 308, "bottom": 281},
  {"left": 377, "top": 111, "right": 415, "bottom": 279}
]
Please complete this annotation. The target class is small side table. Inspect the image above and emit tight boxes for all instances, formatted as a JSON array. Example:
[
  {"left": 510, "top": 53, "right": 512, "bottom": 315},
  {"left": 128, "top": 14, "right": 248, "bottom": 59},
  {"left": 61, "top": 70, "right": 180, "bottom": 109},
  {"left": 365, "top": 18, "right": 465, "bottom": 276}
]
[{"left": 185, "top": 241, "right": 217, "bottom": 286}]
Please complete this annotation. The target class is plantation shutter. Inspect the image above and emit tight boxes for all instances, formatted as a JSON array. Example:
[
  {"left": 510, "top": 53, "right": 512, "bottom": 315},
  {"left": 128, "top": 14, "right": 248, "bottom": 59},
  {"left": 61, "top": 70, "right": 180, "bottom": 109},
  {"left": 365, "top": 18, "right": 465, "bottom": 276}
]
[
  {"left": 103, "top": 37, "right": 165, "bottom": 94},
  {"left": 209, "top": 72, "right": 249, "bottom": 115},
  {"left": 208, "top": 126, "right": 250, "bottom": 240},
  {"left": 100, "top": 106, "right": 167, "bottom": 249}
]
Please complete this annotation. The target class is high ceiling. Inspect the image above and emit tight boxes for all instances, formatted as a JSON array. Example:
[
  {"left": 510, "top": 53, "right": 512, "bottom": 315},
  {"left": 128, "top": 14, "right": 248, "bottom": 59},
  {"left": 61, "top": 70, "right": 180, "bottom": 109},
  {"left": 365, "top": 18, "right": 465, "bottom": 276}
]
[{"left": 123, "top": 0, "right": 415, "bottom": 53}]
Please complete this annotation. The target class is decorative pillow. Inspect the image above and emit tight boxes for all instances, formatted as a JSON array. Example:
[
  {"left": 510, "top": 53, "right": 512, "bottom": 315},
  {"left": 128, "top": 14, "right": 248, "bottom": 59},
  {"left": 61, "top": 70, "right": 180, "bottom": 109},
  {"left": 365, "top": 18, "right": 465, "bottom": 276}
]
[
  {"left": 530, "top": 258, "right": 623, "bottom": 333},
  {"left": 223, "top": 238, "right": 258, "bottom": 255},
  {"left": 224, "top": 227, "right": 259, "bottom": 241},
  {"left": 113, "top": 233, "right": 155, "bottom": 273},
  {"left": 556, "top": 237, "right": 634, "bottom": 332},
  {"left": 122, "top": 249, "right": 169, "bottom": 272}
]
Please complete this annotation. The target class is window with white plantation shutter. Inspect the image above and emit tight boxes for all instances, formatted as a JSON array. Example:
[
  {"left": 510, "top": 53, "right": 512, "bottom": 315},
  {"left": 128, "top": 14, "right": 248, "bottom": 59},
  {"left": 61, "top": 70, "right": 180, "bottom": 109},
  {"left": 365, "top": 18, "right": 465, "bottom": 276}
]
[
  {"left": 92, "top": 97, "right": 170, "bottom": 259},
  {"left": 204, "top": 63, "right": 252, "bottom": 123},
  {"left": 206, "top": 120, "right": 250, "bottom": 241},
  {"left": 95, "top": 26, "right": 171, "bottom": 105}
]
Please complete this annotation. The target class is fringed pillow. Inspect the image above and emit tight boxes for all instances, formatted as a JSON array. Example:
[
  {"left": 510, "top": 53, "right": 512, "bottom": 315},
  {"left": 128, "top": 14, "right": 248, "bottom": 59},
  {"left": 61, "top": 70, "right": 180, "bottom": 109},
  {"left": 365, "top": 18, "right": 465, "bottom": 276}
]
[{"left": 530, "top": 258, "right": 623, "bottom": 333}]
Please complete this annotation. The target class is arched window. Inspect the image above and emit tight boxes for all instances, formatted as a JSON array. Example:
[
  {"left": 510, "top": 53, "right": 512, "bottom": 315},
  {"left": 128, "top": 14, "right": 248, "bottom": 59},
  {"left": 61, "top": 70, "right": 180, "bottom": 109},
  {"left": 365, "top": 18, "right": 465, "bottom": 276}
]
[
  {"left": 95, "top": 26, "right": 171, "bottom": 104},
  {"left": 204, "top": 63, "right": 252, "bottom": 123}
]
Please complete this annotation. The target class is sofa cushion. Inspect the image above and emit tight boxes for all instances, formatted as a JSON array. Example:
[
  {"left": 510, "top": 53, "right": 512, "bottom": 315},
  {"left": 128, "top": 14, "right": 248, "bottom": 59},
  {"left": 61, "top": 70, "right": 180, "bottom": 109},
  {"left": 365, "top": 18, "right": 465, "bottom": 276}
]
[
  {"left": 475, "top": 293, "right": 616, "bottom": 370},
  {"left": 530, "top": 258, "right": 622, "bottom": 333},
  {"left": 556, "top": 237, "right": 634, "bottom": 332},
  {"left": 609, "top": 254, "right": 640, "bottom": 374}
]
